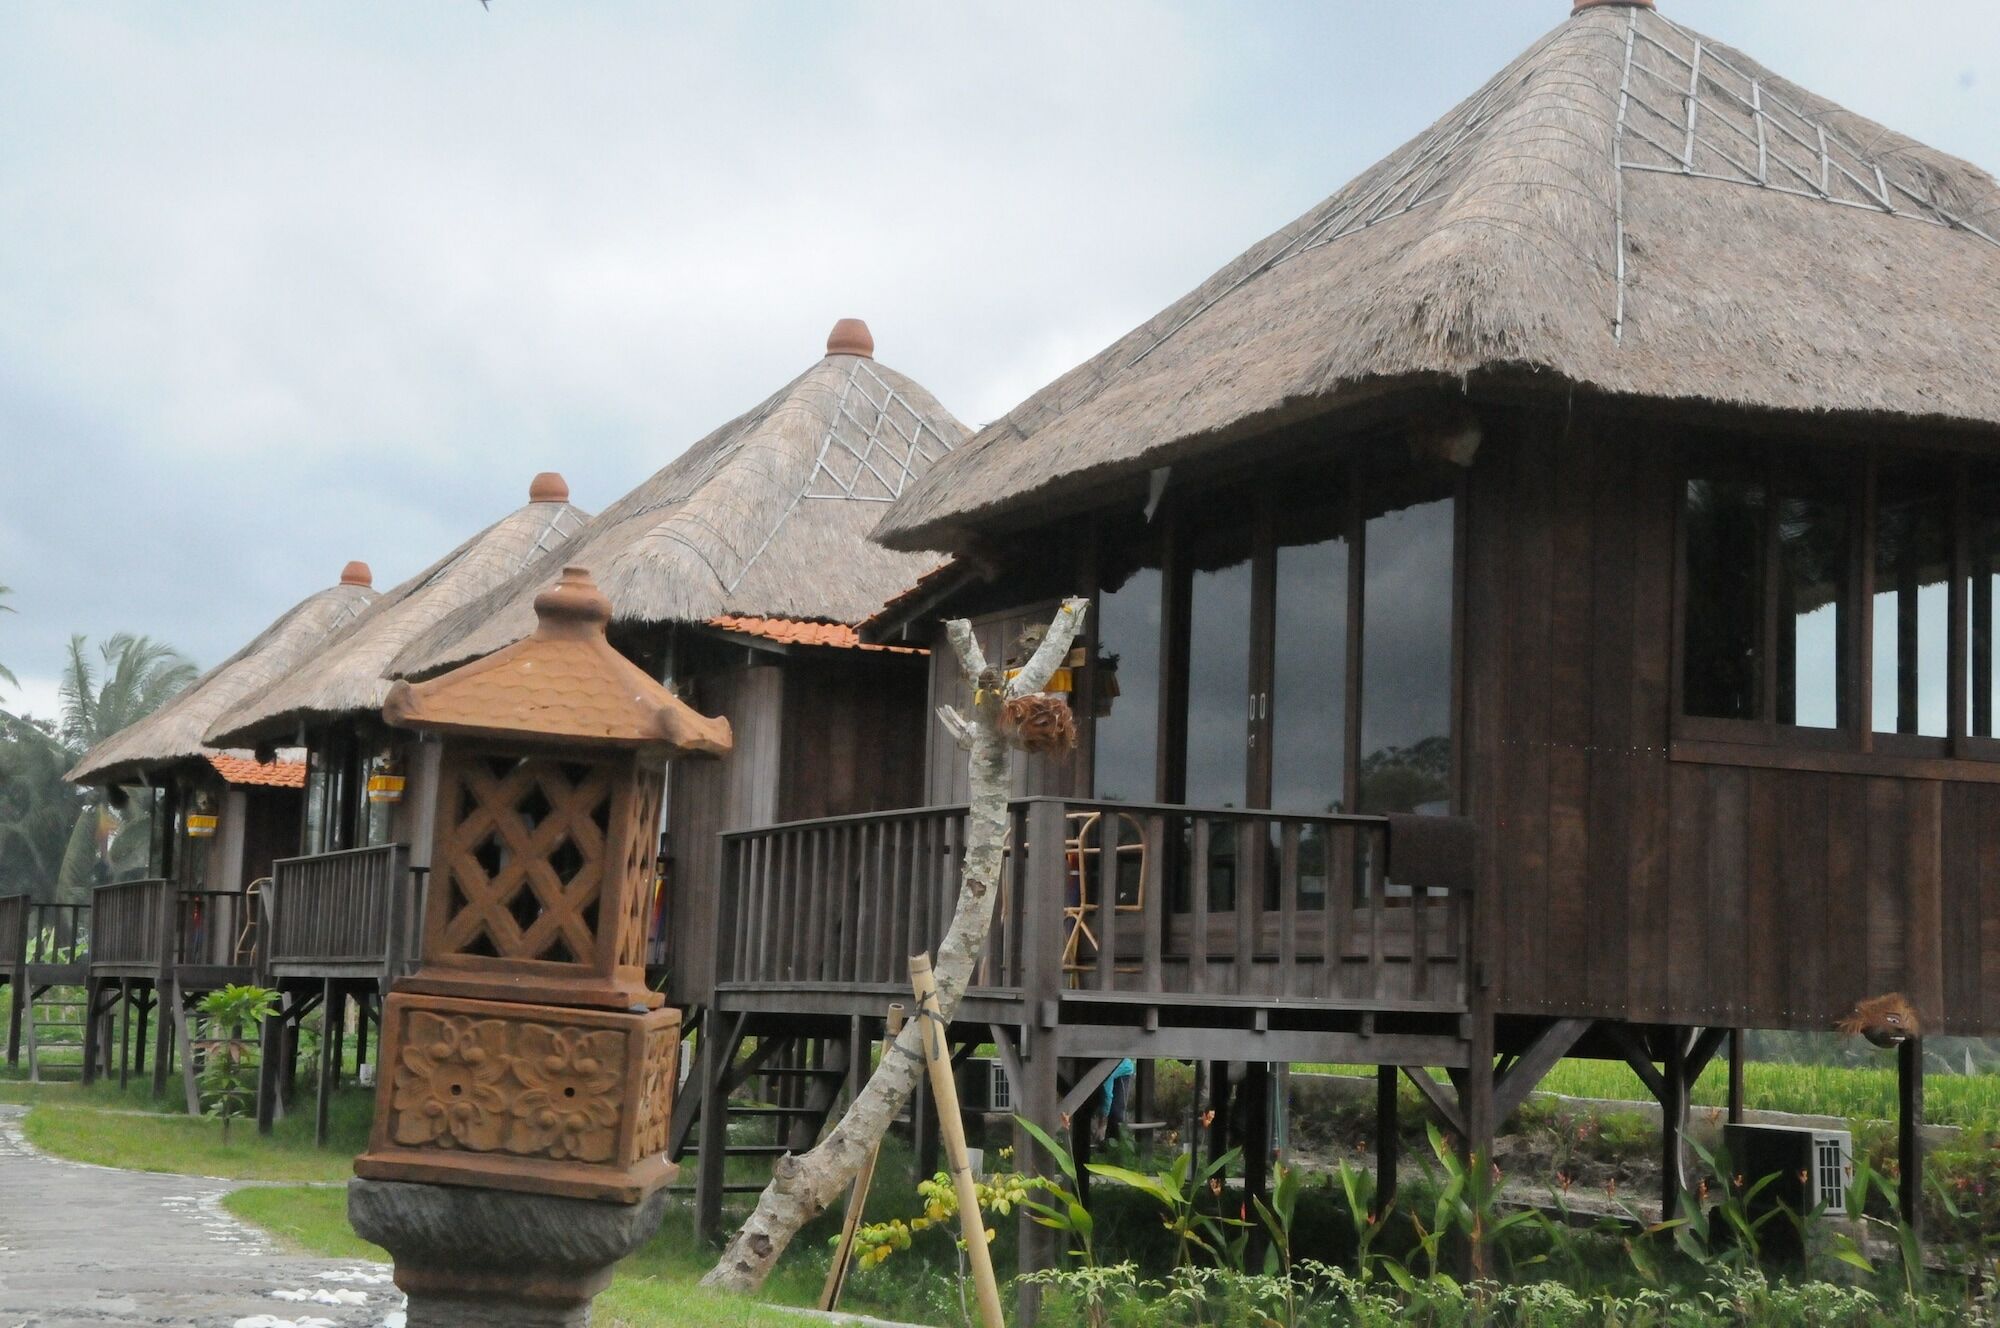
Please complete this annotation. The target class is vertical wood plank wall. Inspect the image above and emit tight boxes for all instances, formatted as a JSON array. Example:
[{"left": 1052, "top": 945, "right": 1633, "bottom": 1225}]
[
  {"left": 1471, "top": 407, "right": 1984, "bottom": 1034},
  {"left": 669, "top": 664, "right": 784, "bottom": 1002}
]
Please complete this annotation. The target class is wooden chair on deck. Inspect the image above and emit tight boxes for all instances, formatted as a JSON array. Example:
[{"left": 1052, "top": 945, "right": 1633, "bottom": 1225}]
[
  {"left": 233, "top": 878, "right": 268, "bottom": 967},
  {"left": 1060, "top": 810, "right": 1148, "bottom": 985}
]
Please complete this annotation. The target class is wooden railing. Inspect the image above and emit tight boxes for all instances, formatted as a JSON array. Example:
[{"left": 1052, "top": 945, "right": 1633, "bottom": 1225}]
[
  {"left": 25, "top": 903, "right": 89, "bottom": 965},
  {"left": 0, "top": 894, "right": 24, "bottom": 971},
  {"left": 265, "top": 844, "right": 419, "bottom": 975},
  {"left": 90, "top": 878, "right": 175, "bottom": 970},
  {"left": 715, "top": 797, "right": 1476, "bottom": 1012},
  {"left": 176, "top": 890, "right": 258, "bottom": 967}
]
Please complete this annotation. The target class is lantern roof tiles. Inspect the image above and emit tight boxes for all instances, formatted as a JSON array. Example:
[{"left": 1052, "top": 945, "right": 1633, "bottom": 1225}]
[{"left": 384, "top": 566, "right": 732, "bottom": 757}]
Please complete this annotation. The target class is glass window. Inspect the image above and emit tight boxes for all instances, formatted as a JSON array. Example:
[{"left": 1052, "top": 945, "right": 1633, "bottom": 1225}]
[
  {"left": 1682, "top": 477, "right": 1767, "bottom": 721},
  {"left": 1873, "top": 464, "right": 1951, "bottom": 736},
  {"left": 1774, "top": 472, "right": 1848, "bottom": 729},
  {"left": 1971, "top": 467, "right": 2000, "bottom": 738},
  {"left": 1270, "top": 504, "right": 1348, "bottom": 816},
  {"left": 1183, "top": 535, "right": 1252, "bottom": 913},
  {"left": 1359, "top": 493, "right": 1455, "bottom": 814},
  {"left": 1091, "top": 566, "right": 1161, "bottom": 803}
]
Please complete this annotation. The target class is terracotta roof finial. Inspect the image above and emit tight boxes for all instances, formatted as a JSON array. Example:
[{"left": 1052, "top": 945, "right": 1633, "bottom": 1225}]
[
  {"left": 529, "top": 471, "right": 570, "bottom": 504},
  {"left": 532, "top": 566, "right": 614, "bottom": 641},
  {"left": 1572, "top": 0, "right": 1653, "bottom": 13},
  {"left": 340, "top": 560, "right": 373, "bottom": 588},
  {"left": 826, "top": 318, "right": 874, "bottom": 359}
]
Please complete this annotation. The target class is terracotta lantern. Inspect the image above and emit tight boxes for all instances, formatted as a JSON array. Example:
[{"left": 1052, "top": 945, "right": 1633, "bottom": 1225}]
[{"left": 350, "top": 565, "right": 730, "bottom": 1326}]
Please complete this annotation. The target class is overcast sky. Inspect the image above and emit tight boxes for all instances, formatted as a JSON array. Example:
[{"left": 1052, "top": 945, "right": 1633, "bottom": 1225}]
[{"left": 3, "top": 2, "right": 1995, "bottom": 721}]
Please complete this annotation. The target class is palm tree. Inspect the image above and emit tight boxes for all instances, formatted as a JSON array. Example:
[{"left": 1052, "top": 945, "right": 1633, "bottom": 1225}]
[
  {"left": 49, "top": 633, "right": 198, "bottom": 899},
  {"left": 0, "top": 582, "right": 19, "bottom": 695}
]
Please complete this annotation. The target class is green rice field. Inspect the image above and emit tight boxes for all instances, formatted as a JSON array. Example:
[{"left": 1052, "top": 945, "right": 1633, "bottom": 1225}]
[{"left": 1306, "top": 1057, "right": 2000, "bottom": 1129}]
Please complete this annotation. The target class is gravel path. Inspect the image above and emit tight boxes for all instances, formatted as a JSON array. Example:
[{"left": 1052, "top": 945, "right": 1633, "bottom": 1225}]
[{"left": 0, "top": 1105, "right": 402, "bottom": 1328}]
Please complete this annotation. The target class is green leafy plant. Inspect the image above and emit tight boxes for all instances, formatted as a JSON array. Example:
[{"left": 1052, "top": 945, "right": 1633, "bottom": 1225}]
[
  {"left": 1089, "top": 1142, "right": 1247, "bottom": 1273},
  {"left": 195, "top": 983, "right": 277, "bottom": 1141}
]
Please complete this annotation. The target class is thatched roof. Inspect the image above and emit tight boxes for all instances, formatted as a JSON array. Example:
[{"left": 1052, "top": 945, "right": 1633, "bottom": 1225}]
[
  {"left": 876, "top": 3, "right": 2000, "bottom": 551},
  {"left": 395, "top": 324, "right": 967, "bottom": 677},
  {"left": 205, "top": 477, "right": 588, "bottom": 747},
  {"left": 66, "top": 568, "right": 378, "bottom": 787}
]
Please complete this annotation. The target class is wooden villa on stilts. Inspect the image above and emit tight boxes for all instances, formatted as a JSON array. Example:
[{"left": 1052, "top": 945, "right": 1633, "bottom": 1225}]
[
  {"left": 664, "top": 1, "right": 2000, "bottom": 1314},
  {"left": 203, "top": 473, "right": 590, "bottom": 1140},
  {"left": 390, "top": 319, "right": 967, "bottom": 1193},
  {"left": 36, "top": 562, "right": 378, "bottom": 1096}
]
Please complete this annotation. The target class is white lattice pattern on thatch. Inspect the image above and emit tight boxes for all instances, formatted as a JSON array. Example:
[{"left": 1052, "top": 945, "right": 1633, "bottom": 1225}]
[{"left": 802, "top": 358, "right": 957, "bottom": 503}]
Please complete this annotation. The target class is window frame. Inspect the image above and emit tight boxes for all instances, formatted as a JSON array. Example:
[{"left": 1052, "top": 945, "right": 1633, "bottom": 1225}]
[{"left": 1671, "top": 440, "right": 1994, "bottom": 766}]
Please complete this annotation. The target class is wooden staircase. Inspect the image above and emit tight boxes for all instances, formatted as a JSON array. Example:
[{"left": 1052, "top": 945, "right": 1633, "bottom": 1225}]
[
  {"left": 670, "top": 1029, "right": 853, "bottom": 1197},
  {"left": 24, "top": 985, "right": 92, "bottom": 1083}
]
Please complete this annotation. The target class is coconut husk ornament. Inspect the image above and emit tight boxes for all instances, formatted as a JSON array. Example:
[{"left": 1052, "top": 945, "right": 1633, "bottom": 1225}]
[
  {"left": 1837, "top": 992, "right": 1922, "bottom": 1048},
  {"left": 999, "top": 692, "right": 1076, "bottom": 755}
]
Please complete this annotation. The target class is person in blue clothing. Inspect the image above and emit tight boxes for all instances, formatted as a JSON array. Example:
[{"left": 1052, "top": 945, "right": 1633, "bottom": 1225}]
[{"left": 1095, "top": 1058, "right": 1136, "bottom": 1142}]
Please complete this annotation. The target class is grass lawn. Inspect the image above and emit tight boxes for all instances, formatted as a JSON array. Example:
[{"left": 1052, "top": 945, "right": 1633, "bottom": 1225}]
[
  {"left": 225, "top": 1183, "right": 917, "bottom": 1328},
  {"left": 13, "top": 1080, "right": 376, "bottom": 1183}
]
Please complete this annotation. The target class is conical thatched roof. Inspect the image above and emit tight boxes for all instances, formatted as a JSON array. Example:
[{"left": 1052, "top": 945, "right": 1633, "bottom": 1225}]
[
  {"left": 66, "top": 565, "right": 379, "bottom": 787},
  {"left": 876, "top": 3, "right": 2000, "bottom": 552},
  {"left": 205, "top": 476, "right": 588, "bottom": 748},
  {"left": 395, "top": 323, "right": 967, "bottom": 678}
]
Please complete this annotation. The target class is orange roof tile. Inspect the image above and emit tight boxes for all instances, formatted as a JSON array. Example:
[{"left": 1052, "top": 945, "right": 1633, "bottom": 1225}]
[
  {"left": 207, "top": 754, "right": 307, "bottom": 789},
  {"left": 706, "top": 615, "right": 924, "bottom": 654},
  {"left": 386, "top": 567, "right": 732, "bottom": 756}
]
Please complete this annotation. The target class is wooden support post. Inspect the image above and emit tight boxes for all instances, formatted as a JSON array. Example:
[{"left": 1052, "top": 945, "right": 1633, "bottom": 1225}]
[
  {"left": 134, "top": 989, "right": 150, "bottom": 1079},
  {"left": 694, "top": 1009, "right": 743, "bottom": 1243},
  {"left": 152, "top": 981, "right": 174, "bottom": 1098},
  {"left": 1460, "top": 1015, "right": 1496, "bottom": 1281},
  {"left": 1899, "top": 1037, "right": 1924, "bottom": 1241},
  {"left": 1727, "top": 1029, "right": 1745, "bottom": 1124},
  {"left": 1243, "top": 1062, "right": 1272, "bottom": 1268},
  {"left": 1375, "top": 1064, "right": 1400, "bottom": 1213},
  {"left": 174, "top": 978, "right": 200, "bottom": 1117},
  {"left": 820, "top": 1005, "right": 905, "bottom": 1314},
  {"left": 314, "top": 979, "right": 337, "bottom": 1147},
  {"left": 1659, "top": 1030, "right": 1688, "bottom": 1225},
  {"left": 80, "top": 978, "right": 102, "bottom": 1087},
  {"left": 256, "top": 1001, "right": 284, "bottom": 1136},
  {"left": 1207, "top": 1059, "right": 1234, "bottom": 1168},
  {"left": 117, "top": 981, "right": 133, "bottom": 1091},
  {"left": 1013, "top": 1028, "right": 1061, "bottom": 1328},
  {"left": 354, "top": 991, "right": 370, "bottom": 1074},
  {"left": 912, "top": 955, "right": 1003, "bottom": 1328},
  {"left": 5, "top": 971, "right": 22, "bottom": 1068}
]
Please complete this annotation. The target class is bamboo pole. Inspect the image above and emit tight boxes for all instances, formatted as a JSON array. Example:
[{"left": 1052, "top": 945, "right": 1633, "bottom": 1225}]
[
  {"left": 911, "top": 953, "right": 1004, "bottom": 1328},
  {"left": 819, "top": 1003, "right": 906, "bottom": 1313}
]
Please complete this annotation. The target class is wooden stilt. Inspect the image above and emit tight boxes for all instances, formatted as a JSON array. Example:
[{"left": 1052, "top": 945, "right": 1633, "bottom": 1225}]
[
  {"left": 314, "top": 978, "right": 337, "bottom": 1147},
  {"left": 134, "top": 988, "right": 151, "bottom": 1079},
  {"left": 1013, "top": 1026, "right": 1061, "bottom": 1328},
  {"left": 694, "top": 1009, "right": 745, "bottom": 1243},
  {"left": 79, "top": 978, "right": 102, "bottom": 1086},
  {"left": 1659, "top": 1030, "right": 1688, "bottom": 1224},
  {"left": 354, "top": 991, "right": 370, "bottom": 1074},
  {"left": 1207, "top": 1059, "right": 1234, "bottom": 1167},
  {"left": 174, "top": 978, "right": 200, "bottom": 1116},
  {"left": 117, "top": 980, "right": 133, "bottom": 1090},
  {"left": 1899, "top": 1037, "right": 1924, "bottom": 1241},
  {"left": 1375, "top": 1064, "right": 1400, "bottom": 1213},
  {"left": 1727, "top": 1029, "right": 1745, "bottom": 1124},
  {"left": 152, "top": 981, "right": 174, "bottom": 1098},
  {"left": 1460, "top": 1015, "right": 1497, "bottom": 1280},
  {"left": 256, "top": 999, "right": 284, "bottom": 1136},
  {"left": 1243, "top": 1062, "right": 1272, "bottom": 1267}
]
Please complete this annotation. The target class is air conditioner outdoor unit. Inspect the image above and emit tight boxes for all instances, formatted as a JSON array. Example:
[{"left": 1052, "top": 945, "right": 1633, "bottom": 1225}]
[
  {"left": 955, "top": 1057, "right": 1012, "bottom": 1115},
  {"left": 1722, "top": 1123, "right": 1853, "bottom": 1234}
]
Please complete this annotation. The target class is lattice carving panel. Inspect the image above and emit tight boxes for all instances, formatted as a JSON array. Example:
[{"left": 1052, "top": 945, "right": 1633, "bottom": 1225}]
[
  {"left": 617, "top": 766, "right": 663, "bottom": 972},
  {"left": 437, "top": 753, "right": 614, "bottom": 966}
]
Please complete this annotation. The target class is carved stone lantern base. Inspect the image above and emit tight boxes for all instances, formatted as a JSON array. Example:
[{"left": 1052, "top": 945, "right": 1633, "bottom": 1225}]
[{"left": 349, "top": 1178, "right": 669, "bottom": 1327}]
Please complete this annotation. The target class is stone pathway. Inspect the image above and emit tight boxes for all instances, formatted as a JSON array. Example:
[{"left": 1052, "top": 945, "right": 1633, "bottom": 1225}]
[{"left": 0, "top": 1106, "right": 402, "bottom": 1328}]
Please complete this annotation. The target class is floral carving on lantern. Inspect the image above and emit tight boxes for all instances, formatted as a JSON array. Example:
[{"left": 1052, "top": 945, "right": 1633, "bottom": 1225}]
[
  {"left": 508, "top": 1025, "right": 625, "bottom": 1162},
  {"left": 391, "top": 1012, "right": 511, "bottom": 1151}
]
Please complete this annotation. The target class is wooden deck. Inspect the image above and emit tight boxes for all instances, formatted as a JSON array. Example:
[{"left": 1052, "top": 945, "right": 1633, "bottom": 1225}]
[
  {"left": 263, "top": 843, "right": 421, "bottom": 984},
  {"left": 709, "top": 796, "right": 1477, "bottom": 1066}
]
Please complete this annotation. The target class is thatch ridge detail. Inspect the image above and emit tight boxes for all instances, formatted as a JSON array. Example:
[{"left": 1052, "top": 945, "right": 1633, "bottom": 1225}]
[
  {"left": 394, "top": 353, "right": 966, "bottom": 678},
  {"left": 875, "top": 6, "right": 2000, "bottom": 552}
]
